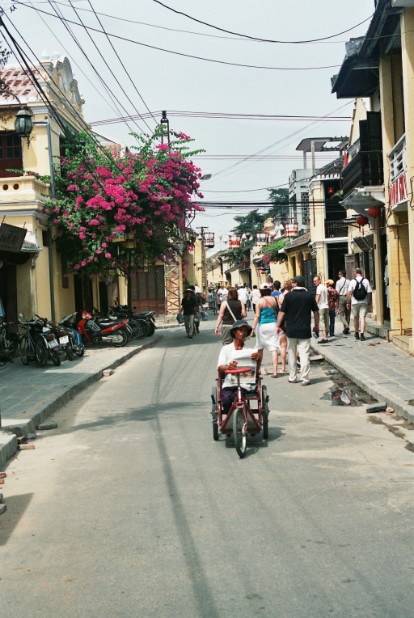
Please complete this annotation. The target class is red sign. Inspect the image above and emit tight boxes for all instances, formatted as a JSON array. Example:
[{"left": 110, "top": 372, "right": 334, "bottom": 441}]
[{"left": 389, "top": 174, "right": 407, "bottom": 208}]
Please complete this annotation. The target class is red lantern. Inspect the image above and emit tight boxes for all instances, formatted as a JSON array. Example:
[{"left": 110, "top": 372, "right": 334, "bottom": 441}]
[
  {"left": 367, "top": 206, "right": 381, "bottom": 219},
  {"left": 356, "top": 215, "right": 369, "bottom": 227}
]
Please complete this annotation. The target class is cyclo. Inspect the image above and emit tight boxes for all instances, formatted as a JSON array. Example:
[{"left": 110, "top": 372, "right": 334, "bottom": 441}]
[{"left": 211, "top": 320, "right": 269, "bottom": 458}]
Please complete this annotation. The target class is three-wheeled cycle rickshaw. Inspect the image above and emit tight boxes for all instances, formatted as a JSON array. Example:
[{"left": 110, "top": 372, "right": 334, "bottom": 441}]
[{"left": 211, "top": 365, "right": 269, "bottom": 458}]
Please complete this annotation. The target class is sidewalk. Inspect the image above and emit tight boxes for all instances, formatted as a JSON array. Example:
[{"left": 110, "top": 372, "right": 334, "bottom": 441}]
[
  {"left": 310, "top": 329, "right": 414, "bottom": 423},
  {"left": 0, "top": 333, "right": 163, "bottom": 468}
]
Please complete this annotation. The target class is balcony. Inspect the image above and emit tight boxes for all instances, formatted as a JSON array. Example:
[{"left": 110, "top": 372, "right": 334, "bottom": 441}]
[
  {"left": 342, "top": 151, "right": 384, "bottom": 198},
  {"left": 0, "top": 175, "right": 50, "bottom": 213},
  {"left": 324, "top": 220, "right": 348, "bottom": 238}
]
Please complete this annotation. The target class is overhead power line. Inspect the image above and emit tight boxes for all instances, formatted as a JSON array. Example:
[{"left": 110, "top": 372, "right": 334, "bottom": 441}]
[
  {"left": 152, "top": 0, "right": 373, "bottom": 45},
  {"left": 24, "top": 0, "right": 146, "bottom": 136},
  {"left": 90, "top": 110, "right": 352, "bottom": 127},
  {"left": 13, "top": 1, "right": 363, "bottom": 46},
  {"left": 13, "top": 3, "right": 342, "bottom": 71}
]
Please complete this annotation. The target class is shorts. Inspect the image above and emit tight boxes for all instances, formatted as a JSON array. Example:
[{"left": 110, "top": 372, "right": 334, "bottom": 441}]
[{"left": 351, "top": 303, "right": 368, "bottom": 318}]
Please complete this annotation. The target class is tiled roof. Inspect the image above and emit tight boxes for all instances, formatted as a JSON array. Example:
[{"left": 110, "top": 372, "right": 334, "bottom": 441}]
[
  {"left": 0, "top": 66, "right": 42, "bottom": 104},
  {"left": 284, "top": 231, "right": 311, "bottom": 251}
]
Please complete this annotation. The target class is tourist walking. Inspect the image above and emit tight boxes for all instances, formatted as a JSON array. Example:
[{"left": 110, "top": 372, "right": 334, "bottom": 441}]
[
  {"left": 326, "top": 279, "right": 339, "bottom": 337},
  {"left": 180, "top": 288, "right": 197, "bottom": 338},
  {"left": 335, "top": 270, "right": 351, "bottom": 334},
  {"left": 276, "top": 276, "right": 319, "bottom": 386},
  {"left": 250, "top": 285, "right": 261, "bottom": 313},
  {"left": 214, "top": 287, "right": 247, "bottom": 345},
  {"left": 251, "top": 286, "right": 280, "bottom": 378},
  {"left": 313, "top": 275, "right": 329, "bottom": 343},
  {"left": 347, "top": 268, "right": 372, "bottom": 341}
]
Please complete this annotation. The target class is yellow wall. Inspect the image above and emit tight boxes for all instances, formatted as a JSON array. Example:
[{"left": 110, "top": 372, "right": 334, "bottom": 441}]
[{"left": 387, "top": 215, "right": 411, "bottom": 334}]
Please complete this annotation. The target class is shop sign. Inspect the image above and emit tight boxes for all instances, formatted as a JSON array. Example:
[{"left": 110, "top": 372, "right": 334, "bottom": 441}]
[
  {"left": 0, "top": 223, "right": 26, "bottom": 252},
  {"left": 389, "top": 173, "right": 407, "bottom": 208}
]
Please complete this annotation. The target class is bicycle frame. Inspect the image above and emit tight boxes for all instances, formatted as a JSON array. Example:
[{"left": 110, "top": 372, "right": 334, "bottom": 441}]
[{"left": 217, "top": 368, "right": 263, "bottom": 436}]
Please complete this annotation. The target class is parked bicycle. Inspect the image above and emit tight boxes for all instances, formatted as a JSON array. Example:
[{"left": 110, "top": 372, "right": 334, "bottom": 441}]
[
  {"left": 0, "top": 318, "right": 20, "bottom": 363},
  {"left": 19, "top": 314, "right": 61, "bottom": 367}
]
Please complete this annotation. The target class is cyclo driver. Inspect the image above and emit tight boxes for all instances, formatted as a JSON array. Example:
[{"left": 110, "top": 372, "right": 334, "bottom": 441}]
[{"left": 217, "top": 320, "right": 260, "bottom": 413}]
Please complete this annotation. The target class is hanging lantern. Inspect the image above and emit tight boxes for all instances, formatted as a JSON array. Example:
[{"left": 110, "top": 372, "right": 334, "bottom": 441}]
[
  {"left": 367, "top": 206, "right": 381, "bottom": 219},
  {"left": 356, "top": 215, "right": 369, "bottom": 227},
  {"left": 14, "top": 107, "right": 33, "bottom": 145}
]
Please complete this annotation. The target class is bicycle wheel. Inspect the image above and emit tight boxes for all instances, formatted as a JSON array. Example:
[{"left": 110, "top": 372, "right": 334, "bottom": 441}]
[
  {"left": 35, "top": 336, "right": 48, "bottom": 367},
  {"left": 261, "top": 385, "right": 269, "bottom": 440},
  {"left": 20, "top": 334, "right": 30, "bottom": 365},
  {"left": 211, "top": 386, "right": 219, "bottom": 441},
  {"left": 5, "top": 331, "right": 19, "bottom": 360},
  {"left": 233, "top": 407, "right": 247, "bottom": 458}
]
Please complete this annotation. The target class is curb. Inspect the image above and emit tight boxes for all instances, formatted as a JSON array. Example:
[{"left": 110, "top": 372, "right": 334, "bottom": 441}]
[
  {"left": 0, "top": 334, "right": 162, "bottom": 468},
  {"left": 310, "top": 340, "right": 414, "bottom": 424}
]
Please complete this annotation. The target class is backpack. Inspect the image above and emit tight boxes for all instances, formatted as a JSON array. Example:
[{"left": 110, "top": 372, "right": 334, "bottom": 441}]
[{"left": 353, "top": 279, "right": 368, "bottom": 301}]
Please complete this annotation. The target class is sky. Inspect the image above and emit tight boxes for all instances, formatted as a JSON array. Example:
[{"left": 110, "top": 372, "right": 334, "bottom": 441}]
[{"left": 1, "top": 0, "right": 375, "bottom": 250}]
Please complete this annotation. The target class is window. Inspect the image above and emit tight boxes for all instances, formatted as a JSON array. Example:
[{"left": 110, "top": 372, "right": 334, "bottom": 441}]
[{"left": 0, "top": 132, "right": 22, "bottom": 177}]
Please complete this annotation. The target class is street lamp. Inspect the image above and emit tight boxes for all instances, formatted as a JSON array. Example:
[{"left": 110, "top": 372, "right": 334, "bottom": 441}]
[{"left": 14, "top": 107, "right": 33, "bottom": 146}]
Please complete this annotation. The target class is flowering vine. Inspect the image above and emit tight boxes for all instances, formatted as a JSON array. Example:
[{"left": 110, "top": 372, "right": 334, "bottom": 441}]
[{"left": 43, "top": 127, "right": 204, "bottom": 274}]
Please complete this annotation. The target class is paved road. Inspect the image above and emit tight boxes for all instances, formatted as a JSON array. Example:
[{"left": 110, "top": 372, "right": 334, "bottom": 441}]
[{"left": 1, "top": 328, "right": 414, "bottom": 617}]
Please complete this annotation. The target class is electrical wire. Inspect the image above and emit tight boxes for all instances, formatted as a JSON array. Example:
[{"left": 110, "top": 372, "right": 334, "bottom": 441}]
[
  {"left": 12, "top": 1, "right": 364, "bottom": 46},
  {"left": 62, "top": 0, "right": 152, "bottom": 134},
  {"left": 2, "top": 8, "right": 125, "bottom": 150},
  {"left": 24, "top": 0, "right": 147, "bottom": 137},
  {"left": 0, "top": 13, "right": 126, "bottom": 168},
  {"left": 151, "top": 0, "right": 373, "bottom": 45},
  {"left": 45, "top": 0, "right": 141, "bottom": 136},
  {"left": 85, "top": 0, "right": 156, "bottom": 127},
  {"left": 90, "top": 110, "right": 352, "bottom": 127},
  {"left": 10, "top": 3, "right": 343, "bottom": 71},
  {"left": 210, "top": 102, "right": 351, "bottom": 181}
]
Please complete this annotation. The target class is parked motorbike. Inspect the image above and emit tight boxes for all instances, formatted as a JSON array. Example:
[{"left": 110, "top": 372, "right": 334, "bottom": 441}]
[
  {"left": 108, "top": 305, "right": 153, "bottom": 340},
  {"left": 76, "top": 310, "right": 131, "bottom": 347},
  {"left": 134, "top": 309, "right": 156, "bottom": 337},
  {"left": 60, "top": 313, "right": 85, "bottom": 358}
]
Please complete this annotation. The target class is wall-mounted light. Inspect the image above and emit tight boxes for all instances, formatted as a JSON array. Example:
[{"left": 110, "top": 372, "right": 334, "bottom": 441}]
[{"left": 14, "top": 107, "right": 33, "bottom": 146}]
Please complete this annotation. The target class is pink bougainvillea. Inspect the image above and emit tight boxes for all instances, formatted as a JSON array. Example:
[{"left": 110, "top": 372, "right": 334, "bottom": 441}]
[{"left": 46, "top": 127, "right": 204, "bottom": 274}]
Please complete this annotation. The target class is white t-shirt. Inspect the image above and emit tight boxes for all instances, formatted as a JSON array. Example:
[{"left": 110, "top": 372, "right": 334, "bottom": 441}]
[
  {"left": 237, "top": 287, "right": 249, "bottom": 304},
  {"left": 348, "top": 276, "right": 372, "bottom": 305},
  {"left": 217, "top": 343, "right": 258, "bottom": 391},
  {"left": 316, "top": 284, "right": 329, "bottom": 310},
  {"left": 251, "top": 288, "right": 261, "bottom": 304},
  {"left": 335, "top": 277, "right": 349, "bottom": 296}
]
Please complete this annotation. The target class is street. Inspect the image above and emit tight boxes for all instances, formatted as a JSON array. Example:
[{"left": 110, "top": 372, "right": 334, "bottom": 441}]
[{"left": 1, "top": 327, "right": 414, "bottom": 618}]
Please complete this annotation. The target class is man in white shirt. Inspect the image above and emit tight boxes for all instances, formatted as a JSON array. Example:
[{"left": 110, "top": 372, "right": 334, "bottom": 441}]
[
  {"left": 237, "top": 284, "right": 249, "bottom": 306},
  {"left": 250, "top": 285, "right": 261, "bottom": 313},
  {"left": 335, "top": 270, "right": 351, "bottom": 334},
  {"left": 216, "top": 285, "right": 228, "bottom": 308},
  {"left": 347, "top": 268, "right": 372, "bottom": 341},
  {"left": 313, "top": 275, "right": 329, "bottom": 343}
]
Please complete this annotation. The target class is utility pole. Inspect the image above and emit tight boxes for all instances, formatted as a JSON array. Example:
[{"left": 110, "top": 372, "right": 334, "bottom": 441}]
[{"left": 197, "top": 227, "right": 215, "bottom": 299}]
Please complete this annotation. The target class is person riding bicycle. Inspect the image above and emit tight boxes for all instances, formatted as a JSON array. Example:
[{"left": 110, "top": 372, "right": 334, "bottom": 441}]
[{"left": 217, "top": 320, "right": 260, "bottom": 413}]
